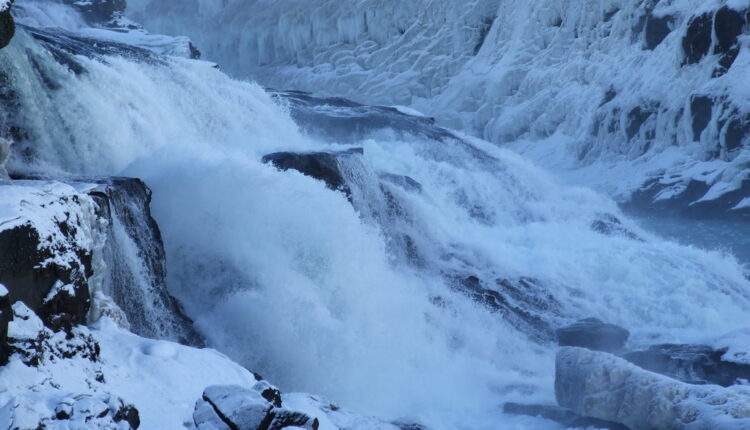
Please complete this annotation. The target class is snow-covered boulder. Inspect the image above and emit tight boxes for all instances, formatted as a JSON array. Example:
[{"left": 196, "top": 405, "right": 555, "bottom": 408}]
[
  {"left": 555, "top": 347, "right": 750, "bottom": 430},
  {"left": 194, "top": 384, "right": 319, "bottom": 430}
]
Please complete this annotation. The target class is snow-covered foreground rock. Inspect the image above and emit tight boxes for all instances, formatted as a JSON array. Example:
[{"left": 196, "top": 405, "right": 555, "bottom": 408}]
[
  {"left": 128, "top": 0, "right": 750, "bottom": 215},
  {"left": 556, "top": 347, "right": 750, "bottom": 429}
]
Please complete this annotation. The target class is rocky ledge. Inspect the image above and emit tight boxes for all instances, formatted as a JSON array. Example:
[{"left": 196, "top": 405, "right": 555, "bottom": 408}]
[{"left": 0, "top": 0, "right": 13, "bottom": 50}]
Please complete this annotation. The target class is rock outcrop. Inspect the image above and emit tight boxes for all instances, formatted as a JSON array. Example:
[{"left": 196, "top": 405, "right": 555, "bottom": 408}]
[
  {"left": 0, "top": 0, "right": 13, "bottom": 50},
  {"left": 0, "top": 177, "right": 203, "bottom": 365},
  {"left": 0, "top": 181, "right": 97, "bottom": 363},
  {"left": 555, "top": 347, "right": 750, "bottom": 430},
  {"left": 262, "top": 148, "right": 364, "bottom": 198},
  {"left": 556, "top": 318, "right": 630, "bottom": 353}
]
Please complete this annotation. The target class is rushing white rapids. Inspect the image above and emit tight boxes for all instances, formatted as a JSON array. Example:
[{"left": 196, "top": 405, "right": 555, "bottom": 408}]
[
  {"left": 127, "top": 0, "right": 750, "bottom": 211},
  {"left": 1, "top": 13, "right": 749, "bottom": 430}
]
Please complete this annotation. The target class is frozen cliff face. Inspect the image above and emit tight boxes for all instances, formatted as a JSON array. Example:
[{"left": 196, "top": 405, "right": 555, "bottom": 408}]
[{"left": 128, "top": 0, "right": 750, "bottom": 214}]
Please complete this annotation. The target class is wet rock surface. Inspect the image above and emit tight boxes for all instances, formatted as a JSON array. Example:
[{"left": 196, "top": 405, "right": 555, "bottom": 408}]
[
  {"left": 262, "top": 148, "right": 364, "bottom": 198},
  {"left": 556, "top": 318, "right": 630, "bottom": 353}
]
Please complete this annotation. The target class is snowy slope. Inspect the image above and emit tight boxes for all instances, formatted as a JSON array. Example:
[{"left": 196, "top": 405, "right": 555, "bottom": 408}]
[{"left": 127, "top": 0, "right": 750, "bottom": 211}]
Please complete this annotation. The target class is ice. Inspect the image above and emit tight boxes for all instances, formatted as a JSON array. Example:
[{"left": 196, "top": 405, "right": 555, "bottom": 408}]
[{"left": 128, "top": 0, "right": 750, "bottom": 205}]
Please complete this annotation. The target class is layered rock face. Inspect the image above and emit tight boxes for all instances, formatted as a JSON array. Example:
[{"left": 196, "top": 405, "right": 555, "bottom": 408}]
[{"left": 0, "top": 177, "right": 201, "bottom": 363}]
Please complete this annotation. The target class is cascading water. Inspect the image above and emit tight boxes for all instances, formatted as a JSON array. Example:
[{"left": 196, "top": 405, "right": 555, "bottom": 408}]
[
  {"left": 127, "top": 0, "right": 750, "bottom": 216},
  {"left": 1, "top": 9, "right": 749, "bottom": 429}
]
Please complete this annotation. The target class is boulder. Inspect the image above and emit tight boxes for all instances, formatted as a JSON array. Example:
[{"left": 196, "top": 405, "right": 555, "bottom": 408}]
[
  {"left": 262, "top": 148, "right": 363, "bottom": 198},
  {"left": 193, "top": 384, "right": 319, "bottom": 430},
  {"left": 556, "top": 347, "right": 750, "bottom": 430},
  {"left": 690, "top": 95, "right": 712, "bottom": 142},
  {"left": 556, "top": 318, "right": 629, "bottom": 352}
]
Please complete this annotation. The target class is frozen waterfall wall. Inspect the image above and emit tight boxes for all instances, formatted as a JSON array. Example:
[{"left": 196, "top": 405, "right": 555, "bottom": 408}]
[{"left": 128, "top": 0, "right": 750, "bottom": 212}]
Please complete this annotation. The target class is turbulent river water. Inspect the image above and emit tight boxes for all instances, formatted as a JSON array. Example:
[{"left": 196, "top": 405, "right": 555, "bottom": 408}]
[{"left": 2, "top": 4, "right": 750, "bottom": 429}]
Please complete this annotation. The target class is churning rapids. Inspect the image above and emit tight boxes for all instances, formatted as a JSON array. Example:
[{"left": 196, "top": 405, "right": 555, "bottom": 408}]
[{"left": 1, "top": 1, "right": 749, "bottom": 429}]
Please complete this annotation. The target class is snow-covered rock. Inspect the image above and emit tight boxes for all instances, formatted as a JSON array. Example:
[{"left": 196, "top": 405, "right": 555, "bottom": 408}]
[{"left": 555, "top": 347, "right": 750, "bottom": 429}]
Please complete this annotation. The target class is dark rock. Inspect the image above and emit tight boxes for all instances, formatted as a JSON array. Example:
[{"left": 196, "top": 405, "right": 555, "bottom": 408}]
[
  {"left": 714, "top": 6, "right": 744, "bottom": 52},
  {"left": 63, "top": 0, "right": 126, "bottom": 24},
  {"left": 5, "top": 175, "right": 203, "bottom": 346},
  {"left": 625, "top": 106, "right": 654, "bottom": 141},
  {"left": 690, "top": 95, "right": 713, "bottom": 141},
  {"left": 99, "top": 177, "right": 202, "bottom": 345},
  {"left": 0, "top": 284, "right": 10, "bottom": 364},
  {"left": 682, "top": 13, "right": 713, "bottom": 65},
  {"left": 379, "top": 173, "right": 422, "bottom": 193},
  {"left": 113, "top": 404, "right": 141, "bottom": 429},
  {"left": 270, "top": 90, "right": 456, "bottom": 144},
  {"left": 712, "top": 8, "right": 743, "bottom": 77},
  {"left": 0, "top": 212, "right": 92, "bottom": 333},
  {"left": 624, "top": 177, "right": 750, "bottom": 220},
  {"left": 448, "top": 275, "right": 555, "bottom": 342},
  {"left": 0, "top": 1, "right": 14, "bottom": 50},
  {"left": 188, "top": 41, "right": 201, "bottom": 60},
  {"left": 644, "top": 13, "right": 674, "bottom": 50},
  {"left": 253, "top": 380, "right": 282, "bottom": 408},
  {"left": 591, "top": 214, "right": 642, "bottom": 240},
  {"left": 623, "top": 344, "right": 750, "bottom": 386},
  {"left": 262, "top": 148, "right": 363, "bottom": 198},
  {"left": 25, "top": 26, "right": 159, "bottom": 66},
  {"left": 503, "top": 403, "right": 629, "bottom": 430},
  {"left": 556, "top": 318, "right": 630, "bottom": 352},
  {"left": 724, "top": 115, "right": 750, "bottom": 152},
  {"left": 268, "top": 409, "right": 319, "bottom": 430}
]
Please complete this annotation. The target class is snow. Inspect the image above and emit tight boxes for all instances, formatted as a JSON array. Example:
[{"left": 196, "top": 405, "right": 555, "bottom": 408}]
[
  {"left": 43, "top": 281, "right": 78, "bottom": 303},
  {"left": 7, "top": 303, "right": 45, "bottom": 340},
  {"left": 0, "top": 0, "right": 10, "bottom": 13},
  {"left": 0, "top": 283, "right": 7, "bottom": 297},
  {"left": 0, "top": 317, "right": 260, "bottom": 429}
]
